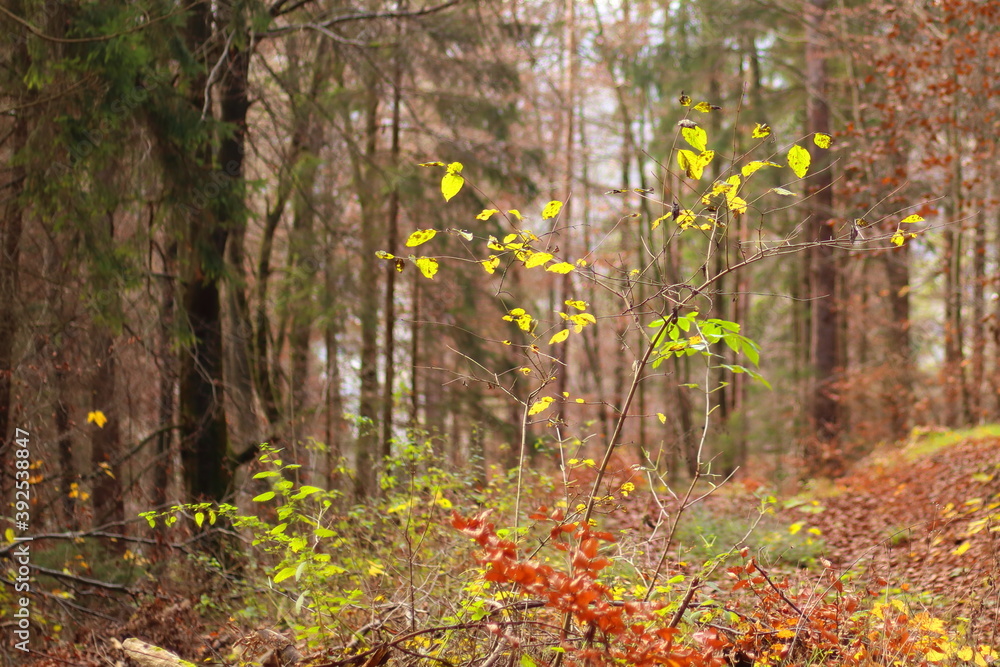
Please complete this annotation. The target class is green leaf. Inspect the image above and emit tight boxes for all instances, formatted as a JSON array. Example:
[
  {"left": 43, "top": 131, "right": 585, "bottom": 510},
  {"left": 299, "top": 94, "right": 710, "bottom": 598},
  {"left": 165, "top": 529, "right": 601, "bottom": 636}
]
[
  {"left": 521, "top": 656, "right": 538, "bottom": 667},
  {"left": 253, "top": 491, "right": 276, "bottom": 503},
  {"left": 253, "top": 470, "right": 280, "bottom": 479},
  {"left": 787, "top": 144, "right": 811, "bottom": 179},
  {"left": 682, "top": 126, "right": 708, "bottom": 152},
  {"left": 441, "top": 162, "right": 464, "bottom": 201},
  {"left": 194, "top": 512, "right": 205, "bottom": 528},
  {"left": 274, "top": 567, "right": 297, "bottom": 584}
]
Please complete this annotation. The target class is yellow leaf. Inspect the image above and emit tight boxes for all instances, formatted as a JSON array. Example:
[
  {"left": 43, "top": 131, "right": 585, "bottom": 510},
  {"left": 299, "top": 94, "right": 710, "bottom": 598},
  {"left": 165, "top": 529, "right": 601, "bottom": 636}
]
[
  {"left": 657, "top": 413, "right": 666, "bottom": 424},
  {"left": 651, "top": 214, "right": 670, "bottom": 230},
  {"left": 693, "top": 101, "right": 714, "bottom": 113},
  {"left": 418, "top": 161, "right": 446, "bottom": 167},
  {"left": 788, "top": 522, "right": 803, "bottom": 535},
  {"left": 676, "top": 210, "right": 697, "bottom": 229},
  {"left": 525, "top": 252, "right": 553, "bottom": 268},
  {"left": 952, "top": 540, "right": 971, "bottom": 556},
  {"left": 569, "top": 313, "right": 596, "bottom": 332},
  {"left": 542, "top": 200, "right": 563, "bottom": 219},
  {"left": 752, "top": 123, "right": 771, "bottom": 138},
  {"left": 771, "top": 187, "right": 797, "bottom": 197},
  {"left": 549, "top": 329, "right": 570, "bottom": 344},
  {"left": 776, "top": 629, "right": 796, "bottom": 639},
  {"left": 813, "top": 133, "right": 832, "bottom": 149},
  {"left": 565, "top": 299, "right": 587, "bottom": 311},
  {"left": 891, "top": 231, "right": 905, "bottom": 247},
  {"left": 957, "top": 648, "right": 974, "bottom": 662},
  {"left": 367, "top": 560, "right": 385, "bottom": 577},
  {"left": 901, "top": 214, "right": 924, "bottom": 223},
  {"left": 528, "top": 396, "right": 553, "bottom": 416},
  {"left": 575, "top": 398, "right": 585, "bottom": 404},
  {"left": 441, "top": 162, "right": 464, "bottom": 202},
  {"left": 546, "top": 262, "right": 575, "bottom": 274},
  {"left": 679, "top": 93, "right": 691, "bottom": 106},
  {"left": 787, "top": 144, "right": 811, "bottom": 178},
  {"left": 477, "top": 209, "right": 499, "bottom": 220},
  {"left": 727, "top": 196, "right": 747, "bottom": 215},
  {"left": 4, "top": 528, "right": 14, "bottom": 542},
  {"left": 741, "top": 160, "right": 779, "bottom": 178},
  {"left": 482, "top": 255, "right": 500, "bottom": 275},
  {"left": 507, "top": 209, "right": 523, "bottom": 221},
  {"left": 414, "top": 257, "right": 439, "bottom": 279},
  {"left": 87, "top": 411, "right": 108, "bottom": 428},
  {"left": 375, "top": 250, "right": 395, "bottom": 259},
  {"left": 677, "top": 149, "right": 714, "bottom": 180},
  {"left": 682, "top": 126, "right": 708, "bottom": 152},
  {"left": 405, "top": 229, "right": 437, "bottom": 247}
]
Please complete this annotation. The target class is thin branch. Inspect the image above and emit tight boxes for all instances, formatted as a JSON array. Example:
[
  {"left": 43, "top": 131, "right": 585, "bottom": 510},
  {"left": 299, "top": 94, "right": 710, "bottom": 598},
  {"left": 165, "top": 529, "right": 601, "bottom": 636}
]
[{"left": 260, "top": 0, "right": 463, "bottom": 38}]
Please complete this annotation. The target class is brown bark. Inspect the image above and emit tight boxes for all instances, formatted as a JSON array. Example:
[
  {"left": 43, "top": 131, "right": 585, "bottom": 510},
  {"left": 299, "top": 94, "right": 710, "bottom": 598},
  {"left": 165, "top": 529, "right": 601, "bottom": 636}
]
[{"left": 806, "top": 0, "right": 840, "bottom": 473}]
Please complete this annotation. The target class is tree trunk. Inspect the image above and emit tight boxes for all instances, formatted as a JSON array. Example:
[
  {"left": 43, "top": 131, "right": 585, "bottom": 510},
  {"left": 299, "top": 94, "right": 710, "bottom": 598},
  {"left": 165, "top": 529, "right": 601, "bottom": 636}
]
[
  {"left": 178, "top": 4, "right": 250, "bottom": 501},
  {"left": 805, "top": 0, "right": 839, "bottom": 473}
]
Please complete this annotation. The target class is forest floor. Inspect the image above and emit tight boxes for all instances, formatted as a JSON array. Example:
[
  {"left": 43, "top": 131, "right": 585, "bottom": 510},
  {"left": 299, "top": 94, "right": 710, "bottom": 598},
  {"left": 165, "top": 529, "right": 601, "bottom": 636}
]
[{"left": 22, "top": 427, "right": 1000, "bottom": 665}]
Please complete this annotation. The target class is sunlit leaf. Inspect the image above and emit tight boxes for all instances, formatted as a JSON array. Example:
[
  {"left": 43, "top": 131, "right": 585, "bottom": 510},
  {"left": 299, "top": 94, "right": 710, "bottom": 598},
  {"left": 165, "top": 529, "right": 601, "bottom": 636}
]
[
  {"left": 405, "top": 229, "right": 437, "bottom": 247},
  {"left": 525, "top": 252, "right": 553, "bottom": 269},
  {"left": 87, "top": 410, "right": 108, "bottom": 428},
  {"left": 657, "top": 413, "right": 666, "bottom": 424},
  {"left": 565, "top": 299, "right": 587, "bottom": 311},
  {"left": 651, "top": 214, "right": 670, "bottom": 230},
  {"left": 549, "top": 329, "right": 570, "bottom": 344},
  {"left": 751, "top": 123, "right": 771, "bottom": 138},
  {"left": 528, "top": 396, "right": 554, "bottom": 416},
  {"left": 679, "top": 93, "right": 691, "bottom": 106},
  {"left": 693, "top": 101, "right": 715, "bottom": 113},
  {"left": 682, "top": 126, "right": 707, "bottom": 152},
  {"left": 476, "top": 209, "right": 499, "bottom": 220},
  {"left": 900, "top": 214, "right": 924, "bottom": 224},
  {"left": 728, "top": 196, "right": 748, "bottom": 215},
  {"left": 273, "top": 567, "right": 297, "bottom": 584},
  {"left": 507, "top": 209, "right": 523, "bottom": 221},
  {"left": 441, "top": 162, "right": 464, "bottom": 201},
  {"left": 195, "top": 512, "right": 205, "bottom": 528},
  {"left": 677, "top": 149, "right": 714, "bottom": 180},
  {"left": 546, "top": 262, "right": 575, "bottom": 274},
  {"left": 741, "top": 160, "right": 780, "bottom": 178},
  {"left": 787, "top": 144, "right": 810, "bottom": 178},
  {"left": 253, "top": 491, "right": 275, "bottom": 503},
  {"left": 418, "top": 161, "right": 445, "bottom": 167},
  {"left": 482, "top": 255, "right": 500, "bottom": 275},
  {"left": 542, "top": 200, "right": 563, "bottom": 219},
  {"left": 375, "top": 250, "right": 395, "bottom": 260},
  {"left": 452, "top": 229, "right": 473, "bottom": 241},
  {"left": 676, "top": 210, "right": 697, "bottom": 229},
  {"left": 414, "top": 257, "right": 439, "bottom": 279},
  {"left": 891, "top": 231, "right": 905, "bottom": 247},
  {"left": 813, "top": 133, "right": 832, "bottom": 149},
  {"left": 771, "top": 187, "right": 797, "bottom": 197}
]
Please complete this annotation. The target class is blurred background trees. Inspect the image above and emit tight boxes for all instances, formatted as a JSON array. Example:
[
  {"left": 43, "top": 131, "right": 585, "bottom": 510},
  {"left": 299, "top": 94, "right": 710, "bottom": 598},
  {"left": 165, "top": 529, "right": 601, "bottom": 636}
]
[{"left": 1, "top": 0, "right": 999, "bottom": 532}]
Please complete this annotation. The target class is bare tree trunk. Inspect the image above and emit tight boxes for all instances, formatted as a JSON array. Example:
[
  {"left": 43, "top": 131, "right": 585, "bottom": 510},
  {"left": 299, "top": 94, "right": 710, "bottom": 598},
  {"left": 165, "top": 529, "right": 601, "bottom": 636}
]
[
  {"left": 155, "top": 241, "right": 177, "bottom": 506},
  {"left": 805, "top": 0, "right": 840, "bottom": 474},
  {"left": 355, "top": 70, "right": 382, "bottom": 498},
  {"left": 381, "top": 29, "right": 404, "bottom": 461},
  {"left": 970, "top": 209, "right": 986, "bottom": 422}
]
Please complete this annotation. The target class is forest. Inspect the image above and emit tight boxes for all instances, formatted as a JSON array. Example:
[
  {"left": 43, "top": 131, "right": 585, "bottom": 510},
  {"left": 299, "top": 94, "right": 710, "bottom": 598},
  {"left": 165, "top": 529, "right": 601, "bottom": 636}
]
[{"left": 1, "top": 0, "right": 999, "bottom": 665}]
